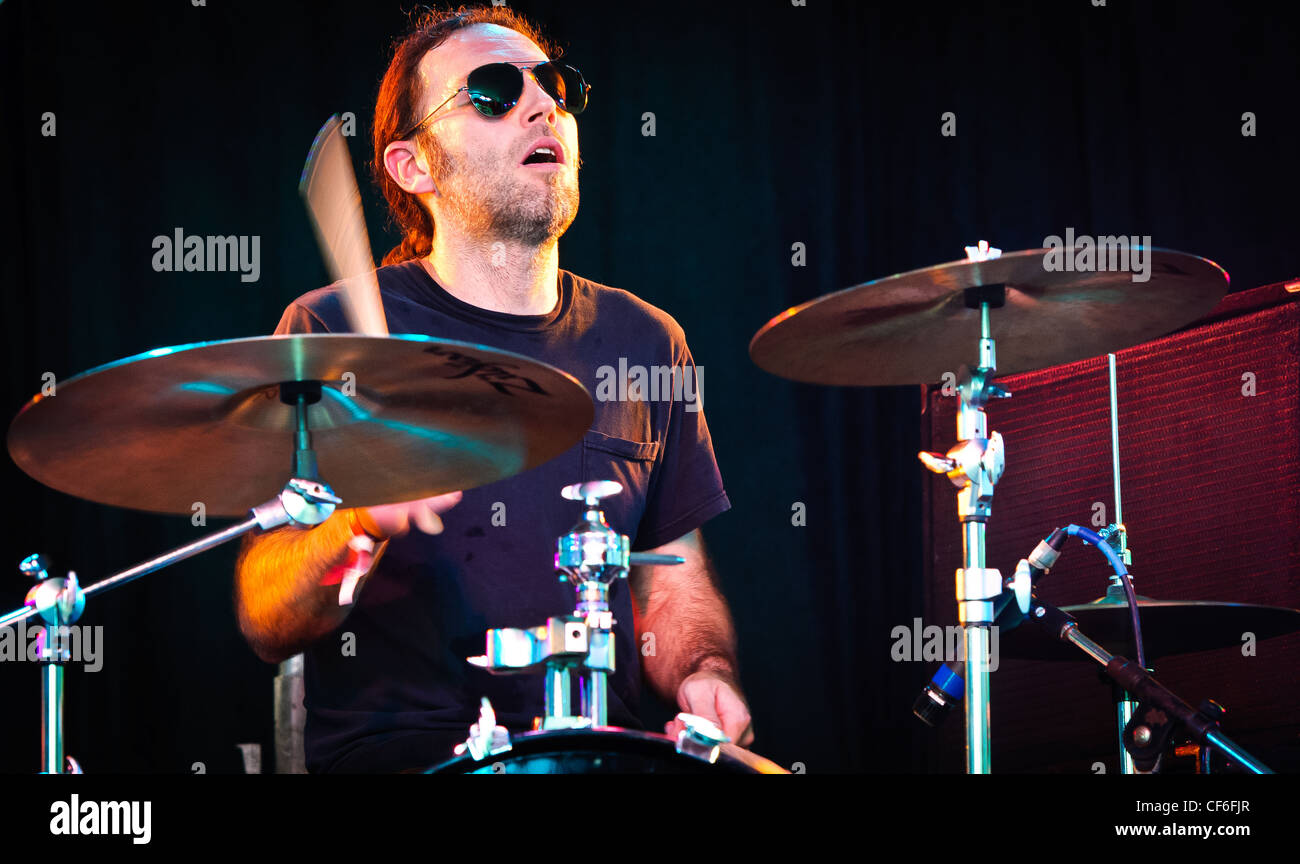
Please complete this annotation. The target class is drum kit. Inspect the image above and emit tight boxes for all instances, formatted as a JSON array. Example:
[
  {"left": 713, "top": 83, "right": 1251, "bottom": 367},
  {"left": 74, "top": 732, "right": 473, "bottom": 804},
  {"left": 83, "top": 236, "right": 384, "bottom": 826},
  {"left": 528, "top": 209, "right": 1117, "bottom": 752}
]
[
  {"left": 751, "top": 241, "right": 1295, "bottom": 774},
  {"left": 3, "top": 332, "right": 789, "bottom": 773},
  {"left": 4, "top": 240, "right": 1296, "bottom": 774}
]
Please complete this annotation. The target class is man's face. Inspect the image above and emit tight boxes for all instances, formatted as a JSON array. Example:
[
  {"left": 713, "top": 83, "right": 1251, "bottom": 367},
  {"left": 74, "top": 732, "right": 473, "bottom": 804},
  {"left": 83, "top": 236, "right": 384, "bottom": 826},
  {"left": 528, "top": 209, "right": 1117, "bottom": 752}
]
[{"left": 415, "top": 24, "right": 580, "bottom": 245}]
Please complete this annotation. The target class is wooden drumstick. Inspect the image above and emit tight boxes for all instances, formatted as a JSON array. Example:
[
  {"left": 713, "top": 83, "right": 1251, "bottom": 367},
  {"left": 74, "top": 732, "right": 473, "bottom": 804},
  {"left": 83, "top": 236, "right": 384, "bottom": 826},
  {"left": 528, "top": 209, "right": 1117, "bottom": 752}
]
[{"left": 299, "top": 114, "right": 389, "bottom": 336}]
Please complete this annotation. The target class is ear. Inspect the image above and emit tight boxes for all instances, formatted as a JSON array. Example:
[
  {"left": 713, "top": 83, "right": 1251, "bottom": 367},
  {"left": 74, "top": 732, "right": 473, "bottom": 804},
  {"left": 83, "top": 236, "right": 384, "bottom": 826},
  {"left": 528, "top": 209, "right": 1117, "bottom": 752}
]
[{"left": 383, "top": 140, "right": 439, "bottom": 196}]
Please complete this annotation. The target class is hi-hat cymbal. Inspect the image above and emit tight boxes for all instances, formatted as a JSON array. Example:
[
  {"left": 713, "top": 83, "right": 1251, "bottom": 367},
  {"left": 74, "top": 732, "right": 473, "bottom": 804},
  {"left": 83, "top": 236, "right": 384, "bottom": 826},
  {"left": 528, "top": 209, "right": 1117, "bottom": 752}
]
[
  {"left": 750, "top": 248, "right": 1229, "bottom": 386},
  {"left": 7, "top": 334, "right": 594, "bottom": 516},
  {"left": 1002, "top": 597, "right": 1300, "bottom": 662}
]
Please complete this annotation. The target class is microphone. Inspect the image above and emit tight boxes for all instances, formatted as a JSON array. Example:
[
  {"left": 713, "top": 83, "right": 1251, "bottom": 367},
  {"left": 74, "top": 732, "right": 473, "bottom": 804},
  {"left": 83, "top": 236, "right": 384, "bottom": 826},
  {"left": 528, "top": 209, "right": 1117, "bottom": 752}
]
[
  {"left": 913, "top": 660, "right": 965, "bottom": 727},
  {"left": 912, "top": 530, "right": 1066, "bottom": 727},
  {"left": 911, "top": 582, "right": 1024, "bottom": 727},
  {"left": 1026, "top": 528, "right": 1067, "bottom": 576}
]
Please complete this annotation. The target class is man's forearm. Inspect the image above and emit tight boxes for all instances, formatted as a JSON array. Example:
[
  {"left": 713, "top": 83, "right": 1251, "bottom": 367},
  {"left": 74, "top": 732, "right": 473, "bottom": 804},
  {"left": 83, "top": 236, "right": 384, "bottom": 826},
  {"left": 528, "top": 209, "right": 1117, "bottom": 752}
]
[
  {"left": 632, "top": 539, "right": 741, "bottom": 703},
  {"left": 234, "top": 510, "right": 382, "bottom": 663}
]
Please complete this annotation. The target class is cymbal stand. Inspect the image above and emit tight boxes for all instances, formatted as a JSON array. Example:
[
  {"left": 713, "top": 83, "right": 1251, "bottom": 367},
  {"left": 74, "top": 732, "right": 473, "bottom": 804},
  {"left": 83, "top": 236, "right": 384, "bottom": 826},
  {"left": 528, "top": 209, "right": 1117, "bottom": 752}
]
[
  {"left": 468, "top": 481, "right": 682, "bottom": 730},
  {"left": 0, "top": 382, "right": 342, "bottom": 772},
  {"left": 919, "top": 248, "right": 1010, "bottom": 773},
  {"left": 1103, "top": 352, "right": 1140, "bottom": 774}
]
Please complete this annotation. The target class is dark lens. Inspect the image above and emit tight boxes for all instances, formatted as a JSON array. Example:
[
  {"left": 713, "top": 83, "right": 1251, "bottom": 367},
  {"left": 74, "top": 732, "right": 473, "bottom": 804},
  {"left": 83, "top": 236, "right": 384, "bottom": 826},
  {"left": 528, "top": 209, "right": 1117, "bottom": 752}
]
[
  {"left": 535, "top": 62, "right": 588, "bottom": 115},
  {"left": 466, "top": 63, "right": 524, "bottom": 117}
]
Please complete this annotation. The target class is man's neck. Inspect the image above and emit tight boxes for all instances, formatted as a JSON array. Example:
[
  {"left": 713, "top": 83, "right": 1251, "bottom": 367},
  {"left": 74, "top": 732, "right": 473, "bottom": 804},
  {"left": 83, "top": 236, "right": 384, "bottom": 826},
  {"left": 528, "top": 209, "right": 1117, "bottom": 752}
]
[{"left": 423, "top": 234, "right": 559, "bottom": 316}]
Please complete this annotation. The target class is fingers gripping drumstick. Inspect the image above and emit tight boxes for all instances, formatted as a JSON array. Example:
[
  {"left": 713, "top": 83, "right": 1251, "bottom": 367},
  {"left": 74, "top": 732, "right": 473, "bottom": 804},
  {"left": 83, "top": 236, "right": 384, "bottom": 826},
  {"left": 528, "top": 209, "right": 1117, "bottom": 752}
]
[{"left": 299, "top": 115, "right": 389, "bottom": 336}]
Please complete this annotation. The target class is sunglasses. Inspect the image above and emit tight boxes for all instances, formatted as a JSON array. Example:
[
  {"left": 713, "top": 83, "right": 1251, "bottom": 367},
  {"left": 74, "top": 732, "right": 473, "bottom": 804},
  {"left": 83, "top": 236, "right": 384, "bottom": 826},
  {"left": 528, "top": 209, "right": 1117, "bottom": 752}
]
[{"left": 397, "top": 61, "right": 590, "bottom": 139}]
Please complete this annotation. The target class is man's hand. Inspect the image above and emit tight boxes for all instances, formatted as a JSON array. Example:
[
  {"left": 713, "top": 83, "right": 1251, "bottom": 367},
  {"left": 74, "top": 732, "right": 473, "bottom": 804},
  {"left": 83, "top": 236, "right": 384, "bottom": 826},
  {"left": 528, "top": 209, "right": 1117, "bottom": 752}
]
[
  {"left": 359, "top": 490, "right": 462, "bottom": 539},
  {"left": 664, "top": 669, "right": 754, "bottom": 748}
]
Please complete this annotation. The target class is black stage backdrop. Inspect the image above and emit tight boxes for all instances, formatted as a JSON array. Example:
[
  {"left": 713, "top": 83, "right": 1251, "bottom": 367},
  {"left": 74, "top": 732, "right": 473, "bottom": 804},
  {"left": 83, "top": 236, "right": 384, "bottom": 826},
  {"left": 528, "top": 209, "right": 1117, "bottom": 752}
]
[{"left": 0, "top": 0, "right": 1296, "bottom": 774}]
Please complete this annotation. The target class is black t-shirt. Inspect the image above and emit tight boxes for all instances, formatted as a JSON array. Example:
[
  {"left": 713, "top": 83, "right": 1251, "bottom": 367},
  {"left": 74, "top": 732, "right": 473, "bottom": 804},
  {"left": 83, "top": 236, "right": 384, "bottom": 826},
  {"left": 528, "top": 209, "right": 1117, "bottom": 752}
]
[{"left": 273, "top": 260, "right": 730, "bottom": 773}]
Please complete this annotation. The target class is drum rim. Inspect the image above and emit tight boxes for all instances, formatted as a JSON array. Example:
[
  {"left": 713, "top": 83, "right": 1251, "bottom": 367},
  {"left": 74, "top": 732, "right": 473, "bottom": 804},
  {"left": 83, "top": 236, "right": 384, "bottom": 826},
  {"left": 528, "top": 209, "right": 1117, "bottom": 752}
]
[{"left": 425, "top": 725, "right": 787, "bottom": 774}]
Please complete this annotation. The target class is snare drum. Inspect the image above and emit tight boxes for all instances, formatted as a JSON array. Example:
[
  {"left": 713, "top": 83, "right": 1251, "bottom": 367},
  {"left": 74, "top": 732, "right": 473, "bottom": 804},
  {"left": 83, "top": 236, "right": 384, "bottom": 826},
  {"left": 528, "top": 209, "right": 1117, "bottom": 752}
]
[{"left": 426, "top": 727, "right": 788, "bottom": 774}]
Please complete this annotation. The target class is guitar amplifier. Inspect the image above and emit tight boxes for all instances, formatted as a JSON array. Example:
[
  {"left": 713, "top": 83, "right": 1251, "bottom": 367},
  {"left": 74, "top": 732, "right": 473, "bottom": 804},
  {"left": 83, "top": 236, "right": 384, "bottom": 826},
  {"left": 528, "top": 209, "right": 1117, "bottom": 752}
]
[{"left": 920, "top": 278, "right": 1300, "bottom": 773}]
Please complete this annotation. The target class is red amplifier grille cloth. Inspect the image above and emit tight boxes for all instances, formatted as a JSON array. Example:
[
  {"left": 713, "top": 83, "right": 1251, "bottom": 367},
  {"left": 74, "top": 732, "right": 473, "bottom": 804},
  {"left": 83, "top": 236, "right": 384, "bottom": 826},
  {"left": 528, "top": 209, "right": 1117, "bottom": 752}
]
[{"left": 921, "top": 284, "right": 1300, "bottom": 772}]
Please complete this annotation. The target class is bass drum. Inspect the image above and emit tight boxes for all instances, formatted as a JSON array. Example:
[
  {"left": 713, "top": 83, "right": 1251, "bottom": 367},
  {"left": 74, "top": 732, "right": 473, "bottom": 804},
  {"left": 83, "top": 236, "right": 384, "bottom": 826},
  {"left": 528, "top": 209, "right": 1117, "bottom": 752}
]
[{"left": 426, "top": 727, "right": 789, "bottom": 774}]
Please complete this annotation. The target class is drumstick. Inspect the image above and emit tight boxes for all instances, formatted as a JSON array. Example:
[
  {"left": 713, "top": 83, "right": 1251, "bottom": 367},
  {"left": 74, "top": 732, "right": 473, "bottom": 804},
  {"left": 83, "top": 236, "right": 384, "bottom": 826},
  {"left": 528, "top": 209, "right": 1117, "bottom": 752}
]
[{"left": 299, "top": 115, "right": 389, "bottom": 336}]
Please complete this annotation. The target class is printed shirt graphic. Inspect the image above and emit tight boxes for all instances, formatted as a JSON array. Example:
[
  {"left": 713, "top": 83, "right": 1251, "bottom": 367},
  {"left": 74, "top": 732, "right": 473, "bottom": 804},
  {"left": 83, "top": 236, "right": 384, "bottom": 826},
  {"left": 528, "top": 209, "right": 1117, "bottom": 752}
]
[{"left": 273, "top": 261, "right": 730, "bottom": 772}]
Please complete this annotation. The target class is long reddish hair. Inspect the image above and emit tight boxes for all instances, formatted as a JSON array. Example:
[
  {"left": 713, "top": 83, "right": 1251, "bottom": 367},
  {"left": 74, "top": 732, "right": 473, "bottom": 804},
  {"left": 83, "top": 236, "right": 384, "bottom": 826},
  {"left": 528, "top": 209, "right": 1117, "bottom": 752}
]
[{"left": 372, "top": 5, "right": 557, "bottom": 265}]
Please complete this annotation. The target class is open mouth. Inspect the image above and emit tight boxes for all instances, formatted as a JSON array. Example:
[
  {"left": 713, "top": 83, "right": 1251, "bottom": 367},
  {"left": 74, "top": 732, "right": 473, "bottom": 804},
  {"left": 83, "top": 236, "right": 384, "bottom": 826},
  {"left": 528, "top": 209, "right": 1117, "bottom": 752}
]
[
  {"left": 522, "top": 146, "right": 559, "bottom": 165},
  {"left": 521, "top": 138, "right": 565, "bottom": 166}
]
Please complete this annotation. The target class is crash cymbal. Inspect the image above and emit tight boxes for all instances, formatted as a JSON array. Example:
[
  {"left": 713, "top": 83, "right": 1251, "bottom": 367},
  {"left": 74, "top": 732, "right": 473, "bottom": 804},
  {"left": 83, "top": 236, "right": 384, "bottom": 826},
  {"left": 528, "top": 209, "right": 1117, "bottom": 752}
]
[
  {"left": 1002, "top": 596, "right": 1300, "bottom": 662},
  {"left": 7, "top": 334, "right": 593, "bottom": 516},
  {"left": 750, "top": 247, "right": 1229, "bottom": 386}
]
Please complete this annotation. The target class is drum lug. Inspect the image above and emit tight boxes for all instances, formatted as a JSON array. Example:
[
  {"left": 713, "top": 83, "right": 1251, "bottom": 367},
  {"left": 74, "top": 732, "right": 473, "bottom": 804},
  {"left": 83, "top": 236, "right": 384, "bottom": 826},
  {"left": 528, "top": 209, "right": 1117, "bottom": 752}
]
[
  {"left": 673, "top": 712, "right": 731, "bottom": 764},
  {"left": 453, "top": 698, "right": 513, "bottom": 761}
]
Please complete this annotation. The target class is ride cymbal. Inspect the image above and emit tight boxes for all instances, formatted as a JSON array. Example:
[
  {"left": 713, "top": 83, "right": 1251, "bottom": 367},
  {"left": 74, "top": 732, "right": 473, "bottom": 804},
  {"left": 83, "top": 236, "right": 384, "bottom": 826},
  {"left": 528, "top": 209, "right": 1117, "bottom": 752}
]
[
  {"left": 7, "top": 334, "right": 593, "bottom": 516},
  {"left": 750, "top": 247, "right": 1228, "bottom": 386}
]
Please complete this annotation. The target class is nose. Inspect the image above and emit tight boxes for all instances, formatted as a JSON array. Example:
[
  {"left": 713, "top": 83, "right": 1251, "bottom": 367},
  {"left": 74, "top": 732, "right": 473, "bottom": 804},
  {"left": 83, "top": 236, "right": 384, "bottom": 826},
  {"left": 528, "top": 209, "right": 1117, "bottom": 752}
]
[{"left": 519, "top": 69, "right": 560, "bottom": 125}]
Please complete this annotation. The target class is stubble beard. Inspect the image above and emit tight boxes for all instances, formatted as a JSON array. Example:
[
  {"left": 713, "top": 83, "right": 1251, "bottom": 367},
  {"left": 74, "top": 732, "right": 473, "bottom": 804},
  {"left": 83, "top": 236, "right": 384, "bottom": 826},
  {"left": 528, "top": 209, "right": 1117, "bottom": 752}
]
[{"left": 423, "top": 133, "right": 579, "bottom": 247}]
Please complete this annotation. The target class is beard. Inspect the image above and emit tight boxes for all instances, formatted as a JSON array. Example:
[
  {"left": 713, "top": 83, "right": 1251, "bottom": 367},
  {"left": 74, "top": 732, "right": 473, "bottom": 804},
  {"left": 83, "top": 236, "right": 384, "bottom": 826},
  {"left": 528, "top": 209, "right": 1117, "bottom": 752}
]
[{"left": 421, "top": 132, "right": 579, "bottom": 246}]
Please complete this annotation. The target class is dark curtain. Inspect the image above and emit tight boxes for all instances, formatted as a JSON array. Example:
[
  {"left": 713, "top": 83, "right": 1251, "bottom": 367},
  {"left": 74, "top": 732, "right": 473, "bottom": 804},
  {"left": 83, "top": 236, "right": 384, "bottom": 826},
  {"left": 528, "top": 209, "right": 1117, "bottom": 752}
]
[{"left": 1, "top": 0, "right": 1295, "bottom": 772}]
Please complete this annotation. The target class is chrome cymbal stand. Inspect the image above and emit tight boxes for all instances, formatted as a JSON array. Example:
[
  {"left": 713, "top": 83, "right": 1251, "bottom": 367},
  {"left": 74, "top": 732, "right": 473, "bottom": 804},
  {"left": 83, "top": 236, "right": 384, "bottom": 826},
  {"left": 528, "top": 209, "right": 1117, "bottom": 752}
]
[
  {"left": 0, "top": 383, "right": 342, "bottom": 772},
  {"left": 918, "top": 242, "right": 1009, "bottom": 774},
  {"left": 19, "top": 554, "right": 83, "bottom": 774},
  {"left": 469, "top": 481, "right": 683, "bottom": 730},
  {"left": 1103, "top": 352, "right": 1140, "bottom": 774},
  {"left": 551, "top": 480, "right": 628, "bottom": 726}
]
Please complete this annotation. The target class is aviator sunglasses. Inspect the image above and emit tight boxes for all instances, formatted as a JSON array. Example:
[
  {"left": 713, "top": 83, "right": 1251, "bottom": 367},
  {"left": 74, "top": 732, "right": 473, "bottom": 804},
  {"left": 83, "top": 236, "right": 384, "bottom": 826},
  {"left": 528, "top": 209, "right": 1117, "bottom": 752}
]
[{"left": 397, "top": 61, "right": 590, "bottom": 138}]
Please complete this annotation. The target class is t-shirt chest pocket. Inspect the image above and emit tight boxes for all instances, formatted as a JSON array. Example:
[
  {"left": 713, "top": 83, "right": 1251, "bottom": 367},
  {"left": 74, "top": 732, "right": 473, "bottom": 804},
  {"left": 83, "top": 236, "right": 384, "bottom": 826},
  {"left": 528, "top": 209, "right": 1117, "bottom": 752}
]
[{"left": 580, "top": 429, "right": 660, "bottom": 538}]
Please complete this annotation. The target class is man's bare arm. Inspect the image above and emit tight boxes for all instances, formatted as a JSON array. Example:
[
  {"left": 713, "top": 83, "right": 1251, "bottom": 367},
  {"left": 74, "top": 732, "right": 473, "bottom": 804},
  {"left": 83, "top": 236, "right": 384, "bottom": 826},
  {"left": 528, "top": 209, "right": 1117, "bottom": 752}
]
[
  {"left": 629, "top": 529, "right": 740, "bottom": 701},
  {"left": 234, "top": 510, "right": 381, "bottom": 664},
  {"left": 234, "top": 491, "right": 461, "bottom": 664}
]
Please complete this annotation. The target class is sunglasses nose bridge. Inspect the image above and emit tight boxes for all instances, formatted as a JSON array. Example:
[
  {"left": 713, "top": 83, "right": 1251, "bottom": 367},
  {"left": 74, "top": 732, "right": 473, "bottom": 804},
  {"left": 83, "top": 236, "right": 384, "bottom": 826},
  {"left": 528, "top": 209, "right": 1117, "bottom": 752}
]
[{"left": 517, "top": 66, "right": 563, "bottom": 117}]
